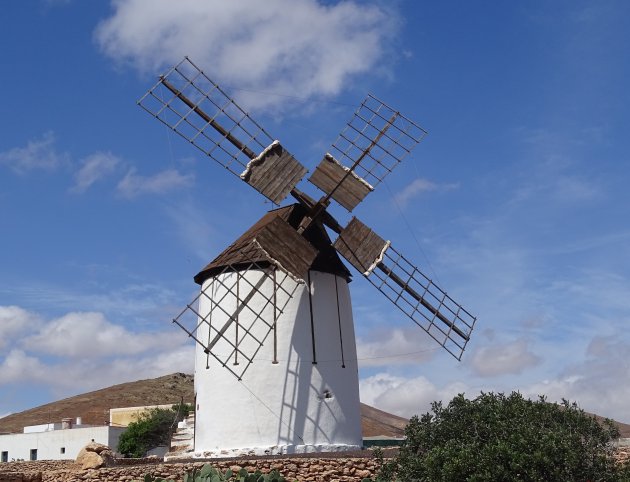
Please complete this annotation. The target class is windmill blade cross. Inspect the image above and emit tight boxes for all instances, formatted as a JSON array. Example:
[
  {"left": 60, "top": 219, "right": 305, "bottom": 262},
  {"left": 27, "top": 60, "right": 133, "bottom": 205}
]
[
  {"left": 138, "top": 57, "right": 307, "bottom": 204},
  {"left": 309, "top": 94, "right": 427, "bottom": 213},
  {"left": 206, "top": 273, "right": 268, "bottom": 352},
  {"left": 333, "top": 217, "right": 476, "bottom": 360},
  {"left": 159, "top": 76, "right": 257, "bottom": 160}
]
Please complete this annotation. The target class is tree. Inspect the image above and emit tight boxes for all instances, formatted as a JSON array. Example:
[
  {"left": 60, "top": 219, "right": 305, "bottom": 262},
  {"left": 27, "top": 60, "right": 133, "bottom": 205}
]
[
  {"left": 375, "top": 392, "right": 629, "bottom": 481},
  {"left": 117, "top": 403, "right": 192, "bottom": 458}
]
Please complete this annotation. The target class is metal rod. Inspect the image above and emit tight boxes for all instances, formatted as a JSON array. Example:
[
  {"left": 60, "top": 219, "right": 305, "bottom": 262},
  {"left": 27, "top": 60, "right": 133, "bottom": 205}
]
[
  {"left": 234, "top": 275, "right": 239, "bottom": 365},
  {"left": 273, "top": 268, "right": 278, "bottom": 364},
  {"left": 298, "top": 112, "right": 399, "bottom": 233},
  {"left": 334, "top": 276, "right": 346, "bottom": 368},
  {"left": 307, "top": 270, "right": 317, "bottom": 364},
  {"left": 172, "top": 318, "right": 208, "bottom": 350},
  {"left": 321, "top": 111, "right": 398, "bottom": 205},
  {"left": 375, "top": 262, "right": 469, "bottom": 341},
  {"left": 206, "top": 280, "right": 214, "bottom": 369},
  {"left": 160, "top": 77, "right": 257, "bottom": 160},
  {"left": 207, "top": 274, "right": 267, "bottom": 351}
]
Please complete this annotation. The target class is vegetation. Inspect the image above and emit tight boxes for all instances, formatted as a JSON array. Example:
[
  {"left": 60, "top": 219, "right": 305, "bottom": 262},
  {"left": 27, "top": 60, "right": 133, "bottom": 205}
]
[
  {"left": 118, "top": 402, "right": 192, "bottom": 458},
  {"left": 139, "top": 464, "right": 289, "bottom": 482},
  {"left": 373, "top": 391, "right": 630, "bottom": 482}
]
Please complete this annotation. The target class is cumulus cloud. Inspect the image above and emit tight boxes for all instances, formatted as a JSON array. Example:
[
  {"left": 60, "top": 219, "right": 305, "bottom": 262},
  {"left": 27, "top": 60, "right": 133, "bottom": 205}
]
[
  {"left": 44, "top": 344, "right": 194, "bottom": 394},
  {"left": 95, "top": 0, "right": 398, "bottom": 109},
  {"left": 0, "top": 132, "right": 69, "bottom": 174},
  {"left": 71, "top": 151, "right": 120, "bottom": 192},
  {"left": 356, "top": 328, "right": 438, "bottom": 367},
  {"left": 360, "top": 372, "right": 468, "bottom": 418},
  {"left": 0, "top": 350, "right": 48, "bottom": 385},
  {"left": 360, "top": 334, "right": 630, "bottom": 422},
  {"left": 471, "top": 339, "right": 541, "bottom": 377},
  {"left": 22, "top": 311, "right": 179, "bottom": 358},
  {"left": 117, "top": 168, "right": 193, "bottom": 198},
  {"left": 0, "top": 306, "right": 40, "bottom": 349},
  {"left": 0, "top": 305, "right": 194, "bottom": 405},
  {"left": 520, "top": 336, "right": 630, "bottom": 422},
  {"left": 394, "top": 178, "right": 459, "bottom": 206}
]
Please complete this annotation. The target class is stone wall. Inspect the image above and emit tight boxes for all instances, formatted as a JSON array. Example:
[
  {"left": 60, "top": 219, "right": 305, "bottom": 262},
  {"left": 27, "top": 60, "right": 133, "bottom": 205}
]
[{"left": 0, "top": 456, "right": 378, "bottom": 482}]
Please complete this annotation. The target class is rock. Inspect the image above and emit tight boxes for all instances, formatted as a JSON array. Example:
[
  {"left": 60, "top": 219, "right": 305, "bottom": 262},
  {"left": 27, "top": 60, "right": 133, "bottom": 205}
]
[
  {"left": 78, "top": 451, "right": 106, "bottom": 470},
  {"left": 75, "top": 442, "right": 116, "bottom": 469}
]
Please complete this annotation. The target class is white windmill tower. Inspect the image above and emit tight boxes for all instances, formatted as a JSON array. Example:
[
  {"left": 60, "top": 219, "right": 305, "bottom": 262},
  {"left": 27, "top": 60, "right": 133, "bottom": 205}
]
[{"left": 139, "top": 58, "right": 477, "bottom": 457}]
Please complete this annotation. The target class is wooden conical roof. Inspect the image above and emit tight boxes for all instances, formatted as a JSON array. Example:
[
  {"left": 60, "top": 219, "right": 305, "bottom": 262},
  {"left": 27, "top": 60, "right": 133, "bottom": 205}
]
[{"left": 194, "top": 204, "right": 351, "bottom": 285}]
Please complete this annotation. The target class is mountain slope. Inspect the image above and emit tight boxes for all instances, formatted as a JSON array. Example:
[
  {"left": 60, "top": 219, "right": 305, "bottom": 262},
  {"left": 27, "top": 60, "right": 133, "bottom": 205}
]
[
  {"left": 0, "top": 373, "right": 407, "bottom": 437},
  {"left": 0, "top": 373, "right": 194, "bottom": 434}
]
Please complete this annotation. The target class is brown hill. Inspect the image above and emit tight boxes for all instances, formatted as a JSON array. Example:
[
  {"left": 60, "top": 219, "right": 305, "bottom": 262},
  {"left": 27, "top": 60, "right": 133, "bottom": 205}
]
[
  {"left": 0, "top": 373, "right": 406, "bottom": 438},
  {"left": 360, "top": 403, "right": 407, "bottom": 437},
  {"left": 0, "top": 373, "right": 195, "bottom": 434}
]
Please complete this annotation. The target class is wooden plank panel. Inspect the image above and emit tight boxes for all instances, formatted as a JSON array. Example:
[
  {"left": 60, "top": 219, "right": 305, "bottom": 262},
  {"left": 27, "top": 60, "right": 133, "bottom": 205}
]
[
  {"left": 265, "top": 151, "right": 306, "bottom": 202},
  {"left": 254, "top": 217, "right": 317, "bottom": 280},
  {"left": 244, "top": 143, "right": 307, "bottom": 204},
  {"left": 333, "top": 217, "right": 388, "bottom": 274},
  {"left": 252, "top": 149, "right": 293, "bottom": 201},
  {"left": 309, "top": 154, "right": 372, "bottom": 211}
]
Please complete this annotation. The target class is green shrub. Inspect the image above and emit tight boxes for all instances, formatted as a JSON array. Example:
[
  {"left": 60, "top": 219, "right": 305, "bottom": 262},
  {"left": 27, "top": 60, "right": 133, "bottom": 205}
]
[
  {"left": 374, "top": 391, "right": 628, "bottom": 481},
  {"left": 118, "top": 402, "right": 192, "bottom": 458}
]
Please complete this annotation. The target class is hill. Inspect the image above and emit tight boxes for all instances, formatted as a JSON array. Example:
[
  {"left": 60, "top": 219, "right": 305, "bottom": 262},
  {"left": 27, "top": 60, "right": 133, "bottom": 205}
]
[
  {"left": 0, "top": 373, "right": 407, "bottom": 438},
  {"left": 0, "top": 373, "right": 195, "bottom": 434}
]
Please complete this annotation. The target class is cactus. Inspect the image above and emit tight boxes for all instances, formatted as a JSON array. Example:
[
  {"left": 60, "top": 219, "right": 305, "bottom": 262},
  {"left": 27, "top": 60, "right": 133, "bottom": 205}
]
[{"left": 137, "top": 463, "right": 289, "bottom": 482}]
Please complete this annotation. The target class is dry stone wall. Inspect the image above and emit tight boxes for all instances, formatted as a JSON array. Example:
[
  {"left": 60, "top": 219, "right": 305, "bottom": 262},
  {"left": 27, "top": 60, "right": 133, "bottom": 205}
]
[{"left": 0, "top": 456, "right": 378, "bottom": 482}]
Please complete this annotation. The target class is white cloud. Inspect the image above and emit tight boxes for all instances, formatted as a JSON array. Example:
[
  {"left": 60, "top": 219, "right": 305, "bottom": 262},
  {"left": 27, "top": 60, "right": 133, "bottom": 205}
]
[
  {"left": 117, "top": 168, "right": 193, "bottom": 198},
  {"left": 41, "top": 343, "right": 194, "bottom": 394},
  {"left": 471, "top": 339, "right": 541, "bottom": 377},
  {"left": 71, "top": 151, "right": 120, "bottom": 192},
  {"left": 0, "top": 350, "right": 48, "bottom": 385},
  {"left": 0, "top": 306, "right": 40, "bottom": 349},
  {"left": 22, "top": 311, "right": 180, "bottom": 358},
  {"left": 360, "top": 372, "right": 468, "bottom": 418},
  {"left": 0, "top": 347, "right": 194, "bottom": 395},
  {"left": 520, "top": 336, "right": 630, "bottom": 422},
  {"left": 356, "top": 328, "right": 438, "bottom": 367},
  {"left": 95, "top": 0, "right": 398, "bottom": 109},
  {"left": 0, "top": 132, "right": 69, "bottom": 174},
  {"left": 394, "top": 178, "right": 459, "bottom": 206},
  {"left": 0, "top": 305, "right": 194, "bottom": 399}
]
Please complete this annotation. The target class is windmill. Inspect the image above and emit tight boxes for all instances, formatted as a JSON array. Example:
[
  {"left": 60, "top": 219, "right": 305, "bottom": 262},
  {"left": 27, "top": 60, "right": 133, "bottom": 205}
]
[{"left": 139, "top": 57, "right": 476, "bottom": 457}]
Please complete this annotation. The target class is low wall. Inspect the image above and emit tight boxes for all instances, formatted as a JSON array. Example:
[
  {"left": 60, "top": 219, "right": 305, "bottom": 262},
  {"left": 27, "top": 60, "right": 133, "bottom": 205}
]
[{"left": 0, "top": 456, "right": 378, "bottom": 482}]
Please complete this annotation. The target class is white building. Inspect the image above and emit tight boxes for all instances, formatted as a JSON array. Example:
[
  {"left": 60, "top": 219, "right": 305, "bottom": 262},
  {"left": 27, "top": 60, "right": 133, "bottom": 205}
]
[
  {"left": 190, "top": 204, "right": 363, "bottom": 457},
  {"left": 0, "top": 418, "right": 125, "bottom": 462}
]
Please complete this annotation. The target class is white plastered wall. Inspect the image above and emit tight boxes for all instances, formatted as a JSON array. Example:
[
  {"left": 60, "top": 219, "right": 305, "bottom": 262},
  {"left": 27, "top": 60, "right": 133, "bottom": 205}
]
[
  {"left": 0, "top": 426, "right": 125, "bottom": 462},
  {"left": 194, "top": 269, "right": 362, "bottom": 457}
]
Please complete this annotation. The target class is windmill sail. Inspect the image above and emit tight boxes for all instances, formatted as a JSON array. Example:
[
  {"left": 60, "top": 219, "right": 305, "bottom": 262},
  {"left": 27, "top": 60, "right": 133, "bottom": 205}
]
[
  {"left": 172, "top": 241, "right": 304, "bottom": 381},
  {"left": 140, "top": 57, "right": 476, "bottom": 366},
  {"left": 309, "top": 94, "right": 427, "bottom": 212},
  {"left": 333, "top": 217, "right": 476, "bottom": 360},
  {"left": 138, "top": 57, "right": 307, "bottom": 204}
]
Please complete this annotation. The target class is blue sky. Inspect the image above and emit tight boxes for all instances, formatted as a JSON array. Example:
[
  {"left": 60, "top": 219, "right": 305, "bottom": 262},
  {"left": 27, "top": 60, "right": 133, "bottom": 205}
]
[{"left": 1, "top": 0, "right": 630, "bottom": 423}]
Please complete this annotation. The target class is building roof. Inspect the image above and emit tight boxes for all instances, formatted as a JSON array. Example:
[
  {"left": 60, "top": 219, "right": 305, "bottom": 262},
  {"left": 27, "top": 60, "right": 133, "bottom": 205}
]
[{"left": 194, "top": 203, "right": 351, "bottom": 285}]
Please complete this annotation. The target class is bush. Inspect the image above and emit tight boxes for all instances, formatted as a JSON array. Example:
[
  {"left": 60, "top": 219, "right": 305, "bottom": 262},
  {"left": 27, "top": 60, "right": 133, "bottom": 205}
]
[
  {"left": 375, "top": 391, "right": 629, "bottom": 481},
  {"left": 118, "top": 402, "right": 192, "bottom": 458}
]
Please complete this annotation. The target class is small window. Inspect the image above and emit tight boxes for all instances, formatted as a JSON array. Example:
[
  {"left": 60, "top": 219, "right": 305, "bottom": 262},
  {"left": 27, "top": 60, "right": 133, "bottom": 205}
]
[
  {"left": 30, "top": 449, "right": 37, "bottom": 461},
  {"left": 1, "top": 451, "right": 8, "bottom": 463},
  {"left": 60, "top": 447, "right": 66, "bottom": 454}
]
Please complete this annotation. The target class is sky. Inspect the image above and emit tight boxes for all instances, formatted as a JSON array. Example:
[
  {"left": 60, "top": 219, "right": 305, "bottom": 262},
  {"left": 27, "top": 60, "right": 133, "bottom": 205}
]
[{"left": 1, "top": 0, "right": 630, "bottom": 424}]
